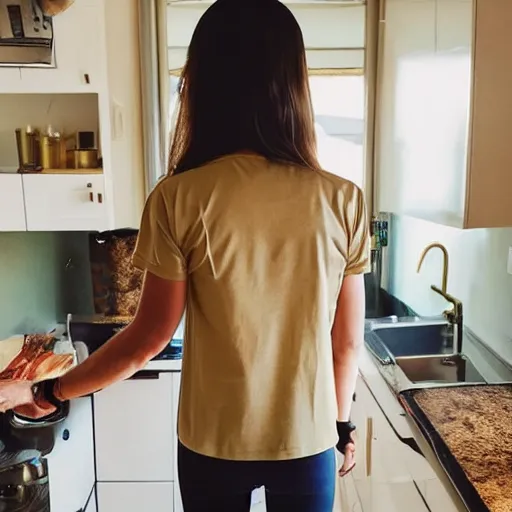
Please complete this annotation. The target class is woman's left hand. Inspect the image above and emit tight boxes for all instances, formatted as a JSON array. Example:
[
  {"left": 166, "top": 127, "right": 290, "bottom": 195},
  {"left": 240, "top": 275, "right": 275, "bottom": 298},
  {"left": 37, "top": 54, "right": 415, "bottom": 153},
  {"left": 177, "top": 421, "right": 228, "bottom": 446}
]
[{"left": 0, "top": 380, "right": 35, "bottom": 413}]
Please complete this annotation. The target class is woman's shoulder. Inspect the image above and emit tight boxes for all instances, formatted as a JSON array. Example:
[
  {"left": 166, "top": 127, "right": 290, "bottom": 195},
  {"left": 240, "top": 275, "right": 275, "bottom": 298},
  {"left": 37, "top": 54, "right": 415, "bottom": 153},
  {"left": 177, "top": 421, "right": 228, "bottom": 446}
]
[{"left": 315, "top": 168, "right": 363, "bottom": 199}]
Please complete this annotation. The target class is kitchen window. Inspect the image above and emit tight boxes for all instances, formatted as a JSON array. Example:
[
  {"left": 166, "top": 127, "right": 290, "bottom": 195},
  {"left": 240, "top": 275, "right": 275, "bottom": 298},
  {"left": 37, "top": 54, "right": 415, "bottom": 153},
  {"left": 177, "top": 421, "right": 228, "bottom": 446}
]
[
  {"left": 156, "top": 1, "right": 370, "bottom": 192},
  {"left": 168, "top": 73, "right": 365, "bottom": 190}
]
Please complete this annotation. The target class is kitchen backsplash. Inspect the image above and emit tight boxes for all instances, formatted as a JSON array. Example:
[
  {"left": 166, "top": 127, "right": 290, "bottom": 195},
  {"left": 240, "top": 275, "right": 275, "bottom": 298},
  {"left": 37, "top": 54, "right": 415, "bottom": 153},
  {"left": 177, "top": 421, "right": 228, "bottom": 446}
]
[
  {"left": 0, "top": 232, "right": 93, "bottom": 339},
  {"left": 386, "top": 214, "right": 512, "bottom": 364}
]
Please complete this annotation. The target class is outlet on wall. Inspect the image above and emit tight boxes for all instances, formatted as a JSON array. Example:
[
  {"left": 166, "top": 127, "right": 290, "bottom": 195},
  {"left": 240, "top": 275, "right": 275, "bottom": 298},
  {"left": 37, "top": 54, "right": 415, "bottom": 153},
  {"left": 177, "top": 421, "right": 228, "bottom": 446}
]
[{"left": 508, "top": 247, "right": 512, "bottom": 275}]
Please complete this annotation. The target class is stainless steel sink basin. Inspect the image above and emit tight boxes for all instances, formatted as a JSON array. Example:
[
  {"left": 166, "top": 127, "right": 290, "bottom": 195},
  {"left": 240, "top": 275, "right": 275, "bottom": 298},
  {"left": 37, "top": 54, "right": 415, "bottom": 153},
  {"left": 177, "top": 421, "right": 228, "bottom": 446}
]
[
  {"left": 365, "top": 321, "right": 453, "bottom": 363},
  {"left": 395, "top": 354, "right": 486, "bottom": 384}
]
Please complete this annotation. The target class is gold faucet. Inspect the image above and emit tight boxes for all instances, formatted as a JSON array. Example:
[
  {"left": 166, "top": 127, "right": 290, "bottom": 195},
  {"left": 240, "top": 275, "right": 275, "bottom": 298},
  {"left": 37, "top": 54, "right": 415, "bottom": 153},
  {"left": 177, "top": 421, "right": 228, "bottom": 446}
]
[
  {"left": 417, "top": 242, "right": 449, "bottom": 293},
  {"left": 417, "top": 243, "right": 464, "bottom": 354}
]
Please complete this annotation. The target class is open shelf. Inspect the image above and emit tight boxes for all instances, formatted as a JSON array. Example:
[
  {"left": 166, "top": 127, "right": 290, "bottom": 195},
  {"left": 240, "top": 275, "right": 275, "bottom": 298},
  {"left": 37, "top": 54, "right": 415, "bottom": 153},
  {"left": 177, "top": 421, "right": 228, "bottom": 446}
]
[{"left": 41, "top": 168, "right": 103, "bottom": 175}]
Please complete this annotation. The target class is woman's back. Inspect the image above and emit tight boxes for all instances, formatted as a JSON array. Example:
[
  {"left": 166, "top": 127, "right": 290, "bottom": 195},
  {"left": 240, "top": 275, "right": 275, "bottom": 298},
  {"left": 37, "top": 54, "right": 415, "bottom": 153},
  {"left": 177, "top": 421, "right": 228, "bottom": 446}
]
[{"left": 133, "top": 153, "right": 368, "bottom": 460}]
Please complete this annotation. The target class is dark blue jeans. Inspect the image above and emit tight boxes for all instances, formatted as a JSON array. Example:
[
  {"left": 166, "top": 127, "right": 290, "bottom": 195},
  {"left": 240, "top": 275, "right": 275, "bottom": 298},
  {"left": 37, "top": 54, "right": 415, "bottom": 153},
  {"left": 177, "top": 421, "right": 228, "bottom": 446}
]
[{"left": 178, "top": 442, "right": 336, "bottom": 511}]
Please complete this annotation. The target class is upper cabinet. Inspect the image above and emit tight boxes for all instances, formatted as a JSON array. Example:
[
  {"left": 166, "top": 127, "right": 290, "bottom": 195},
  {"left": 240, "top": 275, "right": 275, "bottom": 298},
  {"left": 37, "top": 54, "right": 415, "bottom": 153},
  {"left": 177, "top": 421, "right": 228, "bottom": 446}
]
[
  {"left": 0, "top": 174, "right": 26, "bottom": 231},
  {"left": 0, "top": 0, "right": 145, "bottom": 232},
  {"left": 376, "top": 0, "right": 512, "bottom": 229},
  {"left": 0, "top": 0, "right": 105, "bottom": 95}
]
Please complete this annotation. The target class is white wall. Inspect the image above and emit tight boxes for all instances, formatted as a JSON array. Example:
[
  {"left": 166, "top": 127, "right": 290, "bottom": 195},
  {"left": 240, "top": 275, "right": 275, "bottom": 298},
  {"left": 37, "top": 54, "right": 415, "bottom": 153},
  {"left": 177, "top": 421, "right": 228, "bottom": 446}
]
[{"left": 387, "top": 215, "right": 512, "bottom": 364}]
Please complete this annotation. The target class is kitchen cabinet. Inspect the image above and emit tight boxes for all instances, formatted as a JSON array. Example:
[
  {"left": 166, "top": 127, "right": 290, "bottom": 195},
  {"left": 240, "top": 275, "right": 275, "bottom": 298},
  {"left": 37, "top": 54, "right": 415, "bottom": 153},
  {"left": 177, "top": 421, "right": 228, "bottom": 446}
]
[
  {"left": 0, "top": 68, "right": 21, "bottom": 94},
  {"left": 85, "top": 490, "right": 97, "bottom": 512},
  {"left": 376, "top": 0, "right": 512, "bottom": 228},
  {"left": 22, "top": 174, "right": 108, "bottom": 231},
  {"left": 94, "top": 371, "right": 175, "bottom": 483},
  {"left": 172, "top": 373, "right": 183, "bottom": 512},
  {"left": 19, "top": 0, "right": 105, "bottom": 94},
  {"left": 0, "top": 0, "right": 145, "bottom": 232},
  {"left": 97, "top": 482, "right": 174, "bottom": 512},
  {"left": 46, "top": 397, "right": 96, "bottom": 512},
  {"left": 0, "top": 174, "right": 26, "bottom": 231},
  {"left": 348, "top": 375, "right": 457, "bottom": 511}
]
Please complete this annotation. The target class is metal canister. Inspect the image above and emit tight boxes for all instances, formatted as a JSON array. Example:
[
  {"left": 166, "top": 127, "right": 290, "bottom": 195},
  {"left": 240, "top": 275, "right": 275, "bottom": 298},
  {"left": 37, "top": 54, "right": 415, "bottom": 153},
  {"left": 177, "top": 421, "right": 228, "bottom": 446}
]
[
  {"left": 15, "top": 127, "right": 41, "bottom": 172},
  {"left": 40, "top": 134, "right": 61, "bottom": 170}
]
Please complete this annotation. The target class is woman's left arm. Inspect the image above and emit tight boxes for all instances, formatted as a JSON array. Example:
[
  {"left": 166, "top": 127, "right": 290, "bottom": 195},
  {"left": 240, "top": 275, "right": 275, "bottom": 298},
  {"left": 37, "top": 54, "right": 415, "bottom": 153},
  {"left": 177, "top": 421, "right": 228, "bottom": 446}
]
[{"left": 57, "top": 271, "right": 186, "bottom": 400}]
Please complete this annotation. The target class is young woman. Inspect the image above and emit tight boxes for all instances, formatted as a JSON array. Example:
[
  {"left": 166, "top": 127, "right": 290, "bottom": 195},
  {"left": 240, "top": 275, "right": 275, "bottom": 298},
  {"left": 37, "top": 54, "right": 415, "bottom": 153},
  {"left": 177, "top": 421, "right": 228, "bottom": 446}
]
[{"left": 0, "top": 1, "right": 369, "bottom": 510}]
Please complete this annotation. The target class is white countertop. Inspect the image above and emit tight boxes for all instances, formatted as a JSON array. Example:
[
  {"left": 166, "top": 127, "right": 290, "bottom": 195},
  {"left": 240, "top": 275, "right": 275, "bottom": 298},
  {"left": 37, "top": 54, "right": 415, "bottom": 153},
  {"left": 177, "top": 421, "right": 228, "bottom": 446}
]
[{"left": 143, "top": 359, "right": 182, "bottom": 372}]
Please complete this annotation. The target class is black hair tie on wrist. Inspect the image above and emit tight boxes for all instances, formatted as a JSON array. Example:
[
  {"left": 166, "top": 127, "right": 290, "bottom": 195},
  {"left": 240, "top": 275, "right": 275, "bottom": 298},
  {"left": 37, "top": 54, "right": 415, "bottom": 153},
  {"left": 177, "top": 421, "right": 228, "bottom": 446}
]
[{"left": 336, "top": 421, "right": 356, "bottom": 454}]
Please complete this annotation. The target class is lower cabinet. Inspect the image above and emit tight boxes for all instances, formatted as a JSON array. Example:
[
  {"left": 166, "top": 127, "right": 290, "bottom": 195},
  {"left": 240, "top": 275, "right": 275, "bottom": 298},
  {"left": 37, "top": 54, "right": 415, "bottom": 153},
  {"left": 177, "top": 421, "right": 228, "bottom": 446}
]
[
  {"left": 0, "top": 174, "right": 26, "bottom": 231},
  {"left": 97, "top": 482, "right": 174, "bottom": 512},
  {"left": 85, "top": 489, "right": 97, "bottom": 512},
  {"left": 349, "top": 374, "right": 459, "bottom": 512},
  {"left": 94, "top": 370, "right": 182, "bottom": 511},
  {"left": 94, "top": 371, "right": 175, "bottom": 482},
  {"left": 22, "top": 173, "right": 108, "bottom": 231}
]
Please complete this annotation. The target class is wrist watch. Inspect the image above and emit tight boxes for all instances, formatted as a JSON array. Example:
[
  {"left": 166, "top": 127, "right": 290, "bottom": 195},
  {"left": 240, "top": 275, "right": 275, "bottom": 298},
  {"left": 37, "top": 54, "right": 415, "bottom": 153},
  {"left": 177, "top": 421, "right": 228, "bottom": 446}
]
[{"left": 31, "top": 378, "right": 64, "bottom": 409}]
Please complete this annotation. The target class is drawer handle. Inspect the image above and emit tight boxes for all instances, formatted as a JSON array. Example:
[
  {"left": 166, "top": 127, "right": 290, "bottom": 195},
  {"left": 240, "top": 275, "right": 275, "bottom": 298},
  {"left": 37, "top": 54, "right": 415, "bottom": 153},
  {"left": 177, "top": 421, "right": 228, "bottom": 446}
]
[{"left": 128, "top": 371, "right": 161, "bottom": 380}]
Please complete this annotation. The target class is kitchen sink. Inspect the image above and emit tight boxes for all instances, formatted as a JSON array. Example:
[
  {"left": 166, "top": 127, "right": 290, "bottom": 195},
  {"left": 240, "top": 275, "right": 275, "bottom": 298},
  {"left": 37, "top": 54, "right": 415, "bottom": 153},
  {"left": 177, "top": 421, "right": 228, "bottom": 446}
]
[
  {"left": 365, "top": 322, "right": 454, "bottom": 363},
  {"left": 395, "top": 354, "right": 486, "bottom": 384}
]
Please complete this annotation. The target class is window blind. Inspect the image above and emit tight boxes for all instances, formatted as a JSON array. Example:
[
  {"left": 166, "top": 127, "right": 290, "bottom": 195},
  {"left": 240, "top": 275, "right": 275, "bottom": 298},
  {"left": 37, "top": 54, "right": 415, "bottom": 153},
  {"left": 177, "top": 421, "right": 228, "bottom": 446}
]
[{"left": 166, "top": 1, "right": 366, "bottom": 73}]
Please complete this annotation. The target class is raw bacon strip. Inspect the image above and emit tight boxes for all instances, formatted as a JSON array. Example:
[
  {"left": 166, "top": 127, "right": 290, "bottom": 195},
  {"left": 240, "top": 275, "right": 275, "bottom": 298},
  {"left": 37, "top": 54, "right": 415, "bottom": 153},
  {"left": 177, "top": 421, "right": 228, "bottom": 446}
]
[{"left": 0, "top": 334, "right": 74, "bottom": 383}]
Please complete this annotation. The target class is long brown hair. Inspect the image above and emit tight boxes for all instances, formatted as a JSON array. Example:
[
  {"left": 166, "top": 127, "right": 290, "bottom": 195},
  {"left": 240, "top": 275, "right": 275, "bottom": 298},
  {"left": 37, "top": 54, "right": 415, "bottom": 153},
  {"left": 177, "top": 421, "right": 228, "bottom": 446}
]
[{"left": 169, "top": 0, "right": 320, "bottom": 175}]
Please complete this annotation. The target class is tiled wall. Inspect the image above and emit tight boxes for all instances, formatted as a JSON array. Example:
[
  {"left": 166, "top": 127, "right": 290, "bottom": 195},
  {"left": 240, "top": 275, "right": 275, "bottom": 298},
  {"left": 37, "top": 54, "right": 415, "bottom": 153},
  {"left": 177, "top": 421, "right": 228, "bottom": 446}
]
[
  {"left": 386, "top": 214, "right": 512, "bottom": 365},
  {"left": 0, "top": 232, "right": 93, "bottom": 339}
]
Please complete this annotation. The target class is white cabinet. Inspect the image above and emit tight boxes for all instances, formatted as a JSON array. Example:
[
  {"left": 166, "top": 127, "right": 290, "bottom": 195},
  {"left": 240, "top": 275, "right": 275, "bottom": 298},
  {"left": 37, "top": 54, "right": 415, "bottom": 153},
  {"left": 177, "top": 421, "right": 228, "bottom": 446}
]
[
  {"left": 0, "top": 0, "right": 145, "bottom": 232},
  {"left": 94, "top": 371, "right": 175, "bottom": 482},
  {"left": 0, "top": 174, "right": 26, "bottom": 231},
  {"left": 97, "top": 482, "right": 174, "bottom": 512},
  {"left": 22, "top": 174, "right": 108, "bottom": 231},
  {"left": 18, "top": 0, "right": 105, "bottom": 94},
  {"left": 85, "top": 490, "right": 97, "bottom": 512},
  {"left": 347, "top": 375, "right": 458, "bottom": 511},
  {"left": 0, "top": 68, "right": 21, "bottom": 94},
  {"left": 46, "top": 397, "right": 96, "bottom": 512},
  {"left": 376, "top": 0, "right": 512, "bottom": 229},
  {"left": 172, "top": 373, "right": 183, "bottom": 512}
]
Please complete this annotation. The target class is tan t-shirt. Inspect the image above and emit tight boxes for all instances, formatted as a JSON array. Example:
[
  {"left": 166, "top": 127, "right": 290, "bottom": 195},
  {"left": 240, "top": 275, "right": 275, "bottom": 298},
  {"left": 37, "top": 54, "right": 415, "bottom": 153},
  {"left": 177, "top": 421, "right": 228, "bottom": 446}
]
[{"left": 132, "top": 154, "right": 370, "bottom": 461}]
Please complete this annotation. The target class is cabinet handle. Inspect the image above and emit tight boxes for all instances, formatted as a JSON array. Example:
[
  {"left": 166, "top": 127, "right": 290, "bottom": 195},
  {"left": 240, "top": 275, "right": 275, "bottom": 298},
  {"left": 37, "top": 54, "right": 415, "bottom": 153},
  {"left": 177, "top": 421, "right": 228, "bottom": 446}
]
[
  {"left": 86, "top": 183, "right": 94, "bottom": 203},
  {"left": 97, "top": 192, "right": 103, "bottom": 203},
  {"left": 128, "top": 371, "right": 161, "bottom": 380},
  {"left": 366, "top": 417, "right": 373, "bottom": 477}
]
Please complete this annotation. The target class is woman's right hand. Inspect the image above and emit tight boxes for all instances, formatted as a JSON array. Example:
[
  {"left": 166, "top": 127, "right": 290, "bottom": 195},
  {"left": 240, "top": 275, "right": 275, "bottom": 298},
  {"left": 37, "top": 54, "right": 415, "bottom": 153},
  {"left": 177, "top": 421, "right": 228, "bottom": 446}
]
[
  {"left": 336, "top": 421, "right": 356, "bottom": 477},
  {"left": 338, "top": 433, "right": 356, "bottom": 477}
]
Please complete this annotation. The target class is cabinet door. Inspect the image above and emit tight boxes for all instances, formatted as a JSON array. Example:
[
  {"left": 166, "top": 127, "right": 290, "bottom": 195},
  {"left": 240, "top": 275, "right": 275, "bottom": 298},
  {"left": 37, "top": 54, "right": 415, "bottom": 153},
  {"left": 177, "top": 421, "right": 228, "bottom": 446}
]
[
  {"left": 0, "top": 174, "right": 26, "bottom": 231},
  {"left": 21, "top": 0, "right": 105, "bottom": 93},
  {"left": 47, "top": 397, "right": 95, "bottom": 512},
  {"left": 94, "top": 372, "right": 175, "bottom": 482},
  {"left": 97, "top": 482, "right": 173, "bottom": 512},
  {"left": 0, "top": 68, "right": 21, "bottom": 94},
  {"left": 85, "top": 489, "right": 97, "bottom": 512},
  {"left": 172, "top": 373, "right": 183, "bottom": 512},
  {"left": 377, "top": 0, "right": 473, "bottom": 228},
  {"left": 22, "top": 174, "right": 108, "bottom": 231}
]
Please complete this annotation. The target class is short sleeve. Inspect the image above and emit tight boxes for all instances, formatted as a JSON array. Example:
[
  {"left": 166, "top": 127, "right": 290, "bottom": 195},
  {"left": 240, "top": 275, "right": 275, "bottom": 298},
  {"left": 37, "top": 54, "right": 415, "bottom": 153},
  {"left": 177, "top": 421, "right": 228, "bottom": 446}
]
[
  {"left": 132, "top": 182, "right": 187, "bottom": 281},
  {"left": 344, "top": 187, "right": 371, "bottom": 276}
]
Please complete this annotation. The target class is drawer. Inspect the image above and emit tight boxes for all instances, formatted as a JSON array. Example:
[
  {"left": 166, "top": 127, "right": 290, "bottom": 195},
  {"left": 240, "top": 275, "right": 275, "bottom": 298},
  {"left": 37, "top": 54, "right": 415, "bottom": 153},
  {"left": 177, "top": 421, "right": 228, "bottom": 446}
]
[
  {"left": 97, "top": 482, "right": 173, "bottom": 512},
  {"left": 22, "top": 174, "right": 108, "bottom": 231}
]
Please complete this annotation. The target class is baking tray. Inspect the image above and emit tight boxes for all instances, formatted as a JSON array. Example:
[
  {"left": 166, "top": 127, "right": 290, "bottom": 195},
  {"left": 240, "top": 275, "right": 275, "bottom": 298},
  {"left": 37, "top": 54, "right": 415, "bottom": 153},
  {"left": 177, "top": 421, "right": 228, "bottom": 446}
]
[{"left": 398, "top": 383, "right": 512, "bottom": 512}]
